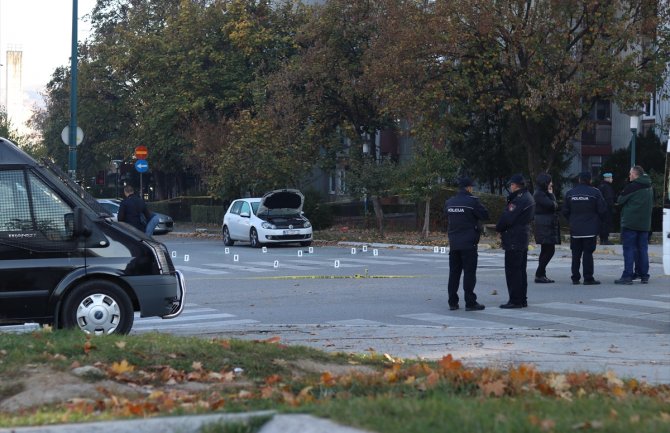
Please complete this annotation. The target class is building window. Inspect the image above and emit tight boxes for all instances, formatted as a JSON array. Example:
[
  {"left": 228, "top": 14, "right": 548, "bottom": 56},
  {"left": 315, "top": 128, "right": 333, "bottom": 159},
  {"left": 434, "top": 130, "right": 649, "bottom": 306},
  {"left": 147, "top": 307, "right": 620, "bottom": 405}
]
[
  {"left": 592, "top": 100, "right": 611, "bottom": 121},
  {"left": 329, "top": 169, "right": 346, "bottom": 195},
  {"left": 643, "top": 92, "right": 656, "bottom": 118}
]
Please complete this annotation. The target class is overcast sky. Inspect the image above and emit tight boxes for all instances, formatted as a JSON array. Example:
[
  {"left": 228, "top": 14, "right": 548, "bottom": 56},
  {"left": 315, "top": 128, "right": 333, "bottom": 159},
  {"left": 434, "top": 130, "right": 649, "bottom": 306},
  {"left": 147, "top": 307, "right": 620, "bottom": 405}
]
[{"left": 1, "top": 0, "right": 96, "bottom": 117}]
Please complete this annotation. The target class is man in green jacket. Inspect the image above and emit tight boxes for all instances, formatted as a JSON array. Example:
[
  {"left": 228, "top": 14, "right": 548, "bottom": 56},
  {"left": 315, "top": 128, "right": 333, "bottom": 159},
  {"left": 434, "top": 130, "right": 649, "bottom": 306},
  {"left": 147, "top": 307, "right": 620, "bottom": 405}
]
[{"left": 615, "top": 165, "right": 653, "bottom": 284}]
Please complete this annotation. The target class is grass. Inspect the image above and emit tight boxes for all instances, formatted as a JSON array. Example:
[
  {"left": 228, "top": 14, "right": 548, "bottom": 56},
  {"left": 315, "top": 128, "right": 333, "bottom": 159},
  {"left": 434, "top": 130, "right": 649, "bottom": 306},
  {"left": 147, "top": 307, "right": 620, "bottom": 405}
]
[{"left": 0, "top": 330, "right": 668, "bottom": 432}]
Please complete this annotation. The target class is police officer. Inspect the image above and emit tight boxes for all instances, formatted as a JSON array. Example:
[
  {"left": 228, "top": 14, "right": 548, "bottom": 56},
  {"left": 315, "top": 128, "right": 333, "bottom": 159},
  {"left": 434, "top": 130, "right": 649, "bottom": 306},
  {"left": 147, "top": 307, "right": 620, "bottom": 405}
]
[
  {"left": 445, "top": 177, "right": 489, "bottom": 311},
  {"left": 562, "top": 171, "right": 608, "bottom": 285},
  {"left": 496, "top": 174, "right": 535, "bottom": 308}
]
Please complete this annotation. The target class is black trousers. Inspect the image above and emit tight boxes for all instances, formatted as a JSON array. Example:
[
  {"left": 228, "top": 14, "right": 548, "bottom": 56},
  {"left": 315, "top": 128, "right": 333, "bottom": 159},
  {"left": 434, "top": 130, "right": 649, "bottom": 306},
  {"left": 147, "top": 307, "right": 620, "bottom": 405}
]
[
  {"left": 570, "top": 236, "right": 597, "bottom": 282},
  {"left": 535, "top": 244, "right": 555, "bottom": 278},
  {"left": 599, "top": 212, "right": 612, "bottom": 243},
  {"left": 504, "top": 249, "right": 528, "bottom": 305},
  {"left": 447, "top": 248, "right": 478, "bottom": 307}
]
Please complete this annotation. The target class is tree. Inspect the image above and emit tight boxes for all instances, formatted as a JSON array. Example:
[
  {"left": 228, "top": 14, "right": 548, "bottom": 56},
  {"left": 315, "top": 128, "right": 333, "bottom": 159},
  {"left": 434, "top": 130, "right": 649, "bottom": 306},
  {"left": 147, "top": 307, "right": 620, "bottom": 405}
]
[
  {"left": 441, "top": 0, "right": 670, "bottom": 182},
  {"left": 344, "top": 153, "right": 398, "bottom": 235},
  {"left": 601, "top": 129, "right": 667, "bottom": 204},
  {"left": 398, "top": 139, "right": 460, "bottom": 238}
]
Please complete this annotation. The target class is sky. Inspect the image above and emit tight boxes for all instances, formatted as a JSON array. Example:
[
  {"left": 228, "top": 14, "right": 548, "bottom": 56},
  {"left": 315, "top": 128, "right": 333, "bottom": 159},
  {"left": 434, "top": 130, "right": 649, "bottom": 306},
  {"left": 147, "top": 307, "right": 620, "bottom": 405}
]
[{"left": 1, "top": 0, "right": 97, "bottom": 131}]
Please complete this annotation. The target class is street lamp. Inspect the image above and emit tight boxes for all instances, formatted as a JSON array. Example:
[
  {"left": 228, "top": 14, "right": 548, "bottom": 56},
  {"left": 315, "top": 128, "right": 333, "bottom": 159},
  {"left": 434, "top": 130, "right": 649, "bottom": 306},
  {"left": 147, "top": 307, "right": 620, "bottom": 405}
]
[
  {"left": 112, "top": 160, "right": 123, "bottom": 199},
  {"left": 625, "top": 107, "right": 644, "bottom": 168}
]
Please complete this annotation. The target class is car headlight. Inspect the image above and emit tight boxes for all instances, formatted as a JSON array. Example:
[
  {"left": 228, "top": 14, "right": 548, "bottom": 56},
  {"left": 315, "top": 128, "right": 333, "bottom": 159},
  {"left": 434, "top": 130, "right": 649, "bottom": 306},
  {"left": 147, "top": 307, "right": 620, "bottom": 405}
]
[
  {"left": 303, "top": 220, "right": 312, "bottom": 228},
  {"left": 261, "top": 222, "right": 276, "bottom": 229}
]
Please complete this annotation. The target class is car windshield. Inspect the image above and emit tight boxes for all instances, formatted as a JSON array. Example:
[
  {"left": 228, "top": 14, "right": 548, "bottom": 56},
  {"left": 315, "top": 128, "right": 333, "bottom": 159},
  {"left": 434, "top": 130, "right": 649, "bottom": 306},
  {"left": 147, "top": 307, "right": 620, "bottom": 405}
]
[{"left": 100, "top": 202, "right": 119, "bottom": 214}]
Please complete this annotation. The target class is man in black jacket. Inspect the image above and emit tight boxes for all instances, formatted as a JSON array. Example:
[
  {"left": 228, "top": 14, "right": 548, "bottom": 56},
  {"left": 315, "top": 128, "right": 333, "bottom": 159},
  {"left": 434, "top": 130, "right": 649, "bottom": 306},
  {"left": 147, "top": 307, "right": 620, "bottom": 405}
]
[
  {"left": 597, "top": 172, "right": 615, "bottom": 245},
  {"left": 562, "top": 172, "right": 608, "bottom": 285},
  {"left": 496, "top": 174, "right": 535, "bottom": 309},
  {"left": 118, "top": 185, "right": 153, "bottom": 233},
  {"left": 445, "top": 177, "right": 489, "bottom": 311}
]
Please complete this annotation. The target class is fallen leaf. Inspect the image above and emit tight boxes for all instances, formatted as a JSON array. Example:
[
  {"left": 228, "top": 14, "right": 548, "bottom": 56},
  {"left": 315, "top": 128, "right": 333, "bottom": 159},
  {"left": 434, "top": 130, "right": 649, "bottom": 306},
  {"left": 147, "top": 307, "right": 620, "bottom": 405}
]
[
  {"left": 115, "top": 341, "right": 127, "bottom": 349},
  {"left": 110, "top": 359, "right": 135, "bottom": 375},
  {"left": 479, "top": 379, "right": 506, "bottom": 397},
  {"left": 266, "top": 374, "right": 282, "bottom": 385},
  {"left": 191, "top": 361, "right": 203, "bottom": 371},
  {"left": 438, "top": 354, "right": 463, "bottom": 372}
]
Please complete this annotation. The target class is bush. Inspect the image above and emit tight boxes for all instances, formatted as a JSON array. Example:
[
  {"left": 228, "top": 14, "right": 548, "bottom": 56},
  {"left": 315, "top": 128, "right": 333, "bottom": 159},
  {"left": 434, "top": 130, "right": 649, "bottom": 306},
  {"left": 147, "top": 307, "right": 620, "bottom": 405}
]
[
  {"left": 302, "top": 190, "right": 334, "bottom": 230},
  {"left": 425, "top": 187, "right": 508, "bottom": 232},
  {"left": 146, "top": 196, "right": 223, "bottom": 221}
]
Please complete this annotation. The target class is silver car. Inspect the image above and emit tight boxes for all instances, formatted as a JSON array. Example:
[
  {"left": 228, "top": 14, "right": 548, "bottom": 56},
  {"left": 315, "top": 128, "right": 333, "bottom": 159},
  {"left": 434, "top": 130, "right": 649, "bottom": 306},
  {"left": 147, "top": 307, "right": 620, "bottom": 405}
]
[
  {"left": 97, "top": 198, "right": 174, "bottom": 235},
  {"left": 222, "top": 189, "right": 312, "bottom": 247}
]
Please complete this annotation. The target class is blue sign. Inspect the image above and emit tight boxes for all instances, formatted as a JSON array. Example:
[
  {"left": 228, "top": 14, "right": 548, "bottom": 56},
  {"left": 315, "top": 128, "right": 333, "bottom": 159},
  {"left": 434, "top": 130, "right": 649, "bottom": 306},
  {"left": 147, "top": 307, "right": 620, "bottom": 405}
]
[{"left": 135, "top": 159, "right": 149, "bottom": 173}]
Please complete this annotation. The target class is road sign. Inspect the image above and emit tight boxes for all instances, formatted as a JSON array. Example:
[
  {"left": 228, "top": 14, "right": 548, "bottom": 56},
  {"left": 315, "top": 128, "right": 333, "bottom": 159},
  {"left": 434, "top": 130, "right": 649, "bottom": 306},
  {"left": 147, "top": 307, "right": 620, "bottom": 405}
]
[
  {"left": 135, "top": 159, "right": 149, "bottom": 173},
  {"left": 135, "top": 146, "right": 148, "bottom": 160},
  {"left": 61, "top": 126, "right": 84, "bottom": 146}
]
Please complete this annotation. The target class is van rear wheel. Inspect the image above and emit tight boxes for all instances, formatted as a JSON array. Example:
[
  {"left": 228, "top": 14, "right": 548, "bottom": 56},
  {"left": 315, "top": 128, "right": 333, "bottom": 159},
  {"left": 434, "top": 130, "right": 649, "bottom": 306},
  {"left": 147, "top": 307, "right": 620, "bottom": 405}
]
[{"left": 61, "top": 280, "right": 134, "bottom": 335}]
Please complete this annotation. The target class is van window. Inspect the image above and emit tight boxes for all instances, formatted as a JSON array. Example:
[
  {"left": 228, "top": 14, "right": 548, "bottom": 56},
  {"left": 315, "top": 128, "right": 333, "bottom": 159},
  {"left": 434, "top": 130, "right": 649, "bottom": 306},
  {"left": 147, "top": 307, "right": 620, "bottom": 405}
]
[
  {"left": 28, "top": 172, "right": 74, "bottom": 240},
  {"left": 0, "top": 169, "right": 75, "bottom": 250},
  {"left": 0, "top": 170, "right": 31, "bottom": 231}
]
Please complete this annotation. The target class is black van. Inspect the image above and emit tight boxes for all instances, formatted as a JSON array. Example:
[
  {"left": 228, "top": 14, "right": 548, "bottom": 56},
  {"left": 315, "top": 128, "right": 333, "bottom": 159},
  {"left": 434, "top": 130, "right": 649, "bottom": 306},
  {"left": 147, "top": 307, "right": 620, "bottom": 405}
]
[{"left": 0, "top": 138, "right": 185, "bottom": 335}]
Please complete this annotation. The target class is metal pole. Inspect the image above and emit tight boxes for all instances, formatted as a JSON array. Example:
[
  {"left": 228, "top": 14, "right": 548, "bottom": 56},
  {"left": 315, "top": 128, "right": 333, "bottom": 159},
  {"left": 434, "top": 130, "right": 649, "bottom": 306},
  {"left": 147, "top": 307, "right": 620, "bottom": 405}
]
[
  {"left": 631, "top": 128, "right": 637, "bottom": 168},
  {"left": 68, "top": 0, "right": 79, "bottom": 179}
]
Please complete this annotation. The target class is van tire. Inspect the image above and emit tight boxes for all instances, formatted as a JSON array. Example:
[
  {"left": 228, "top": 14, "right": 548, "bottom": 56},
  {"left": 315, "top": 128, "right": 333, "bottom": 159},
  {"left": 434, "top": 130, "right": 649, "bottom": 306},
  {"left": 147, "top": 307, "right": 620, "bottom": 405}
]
[
  {"left": 223, "top": 226, "right": 235, "bottom": 246},
  {"left": 61, "top": 280, "right": 134, "bottom": 335}
]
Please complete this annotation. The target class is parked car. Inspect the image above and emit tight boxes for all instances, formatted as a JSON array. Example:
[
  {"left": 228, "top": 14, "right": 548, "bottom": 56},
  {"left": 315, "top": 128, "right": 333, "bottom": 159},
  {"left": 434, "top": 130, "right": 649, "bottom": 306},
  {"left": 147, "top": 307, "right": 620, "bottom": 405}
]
[
  {"left": 222, "top": 189, "right": 313, "bottom": 247},
  {"left": 0, "top": 137, "right": 184, "bottom": 335},
  {"left": 97, "top": 198, "right": 174, "bottom": 235}
]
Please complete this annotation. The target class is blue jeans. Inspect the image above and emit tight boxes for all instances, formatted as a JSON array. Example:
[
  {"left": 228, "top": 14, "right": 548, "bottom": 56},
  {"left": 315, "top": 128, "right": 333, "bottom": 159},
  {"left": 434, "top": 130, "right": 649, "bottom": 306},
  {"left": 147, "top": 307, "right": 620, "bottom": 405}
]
[
  {"left": 621, "top": 228, "right": 649, "bottom": 279},
  {"left": 145, "top": 214, "right": 160, "bottom": 236}
]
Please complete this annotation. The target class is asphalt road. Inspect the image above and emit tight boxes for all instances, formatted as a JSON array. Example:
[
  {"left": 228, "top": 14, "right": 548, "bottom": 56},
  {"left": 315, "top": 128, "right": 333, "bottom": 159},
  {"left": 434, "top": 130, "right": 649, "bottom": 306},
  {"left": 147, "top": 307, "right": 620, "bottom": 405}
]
[{"left": 132, "top": 237, "right": 669, "bottom": 336}]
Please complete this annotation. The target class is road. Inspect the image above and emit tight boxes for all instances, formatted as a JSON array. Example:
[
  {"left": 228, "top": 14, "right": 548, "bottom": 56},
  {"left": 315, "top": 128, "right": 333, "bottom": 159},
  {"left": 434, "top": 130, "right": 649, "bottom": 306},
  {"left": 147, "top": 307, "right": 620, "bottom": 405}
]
[{"left": 132, "top": 237, "right": 669, "bottom": 336}]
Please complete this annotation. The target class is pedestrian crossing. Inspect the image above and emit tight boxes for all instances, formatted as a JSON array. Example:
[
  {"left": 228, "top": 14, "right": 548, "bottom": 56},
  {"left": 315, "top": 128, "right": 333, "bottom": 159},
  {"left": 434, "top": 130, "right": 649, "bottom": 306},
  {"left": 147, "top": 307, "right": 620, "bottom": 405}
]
[
  {"left": 173, "top": 253, "right": 507, "bottom": 275},
  {"left": 131, "top": 295, "right": 670, "bottom": 335},
  {"left": 131, "top": 304, "right": 259, "bottom": 334}
]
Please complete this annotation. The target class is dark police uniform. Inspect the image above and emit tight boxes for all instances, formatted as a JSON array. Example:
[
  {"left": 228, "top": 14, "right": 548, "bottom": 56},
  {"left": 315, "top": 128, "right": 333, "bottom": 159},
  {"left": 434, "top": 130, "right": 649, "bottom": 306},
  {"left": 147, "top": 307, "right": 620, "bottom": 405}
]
[
  {"left": 562, "top": 174, "right": 607, "bottom": 284},
  {"left": 445, "top": 187, "right": 489, "bottom": 309},
  {"left": 597, "top": 176, "right": 615, "bottom": 244},
  {"left": 118, "top": 193, "right": 152, "bottom": 232},
  {"left": 496, "top": 183, "right": 535, "bottom": 307}
]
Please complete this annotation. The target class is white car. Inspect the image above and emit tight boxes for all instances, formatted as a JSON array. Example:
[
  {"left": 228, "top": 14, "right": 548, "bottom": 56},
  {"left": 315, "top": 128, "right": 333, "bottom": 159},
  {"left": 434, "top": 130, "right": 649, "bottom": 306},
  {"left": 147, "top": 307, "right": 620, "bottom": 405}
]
[
  {"left": 222, "top": 189, "right": 313, "bottom": 247},
  {"left": 96, "top": 198, "right": 174, "bottom": 235}
]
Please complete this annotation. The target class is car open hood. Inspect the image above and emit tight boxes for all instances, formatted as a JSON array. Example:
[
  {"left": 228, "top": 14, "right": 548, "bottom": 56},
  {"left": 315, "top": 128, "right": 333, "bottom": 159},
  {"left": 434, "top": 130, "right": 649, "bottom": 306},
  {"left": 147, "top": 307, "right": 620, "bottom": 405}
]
[{"left": 257, "top": 189, "right": 304, "bottom": 215}]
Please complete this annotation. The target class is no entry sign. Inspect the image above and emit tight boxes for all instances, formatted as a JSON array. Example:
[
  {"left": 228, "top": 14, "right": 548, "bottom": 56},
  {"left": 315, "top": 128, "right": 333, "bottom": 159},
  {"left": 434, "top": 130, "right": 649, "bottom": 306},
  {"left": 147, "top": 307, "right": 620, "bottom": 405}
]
[{"left": 135, "top": 146, "right": 148, "bottom": 160}]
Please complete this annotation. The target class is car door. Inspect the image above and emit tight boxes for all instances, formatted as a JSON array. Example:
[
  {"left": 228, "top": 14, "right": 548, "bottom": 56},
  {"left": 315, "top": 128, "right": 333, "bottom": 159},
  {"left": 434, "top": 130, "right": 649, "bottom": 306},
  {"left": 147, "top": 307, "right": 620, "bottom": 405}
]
[
  {"left": 235, "top": 201, "right": 253, "bottom": 240},
  {"left": 227, "top": 200, "right": 245, "bottom": 240},
  {"left": 0, "top": 169, "right": 84, "bottom": 324}
]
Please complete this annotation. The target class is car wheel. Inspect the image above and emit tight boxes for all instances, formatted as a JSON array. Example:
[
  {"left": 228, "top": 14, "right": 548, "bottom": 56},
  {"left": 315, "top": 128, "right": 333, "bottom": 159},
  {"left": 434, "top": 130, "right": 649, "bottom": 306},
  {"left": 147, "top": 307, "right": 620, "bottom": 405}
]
[
  {"left": 249, "top": 227, "right": 262, "bottom": 248},
  {"left": 222, "top": 226, "right": 235, "bottom": 246},
  {"left": 60, "top": 280, "right": 134, "bottom": 335},
  {"left": 300, "top": 241, "right": 312, "bottom": 247}
]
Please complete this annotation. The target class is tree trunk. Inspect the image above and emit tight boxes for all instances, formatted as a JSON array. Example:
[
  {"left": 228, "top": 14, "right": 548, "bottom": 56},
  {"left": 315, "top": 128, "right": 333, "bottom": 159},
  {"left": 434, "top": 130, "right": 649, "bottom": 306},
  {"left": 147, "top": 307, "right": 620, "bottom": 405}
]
[
  {"left": 421, "top": 198, "right": 431, "bottom": 238},
  {"left": 371, "top": 195, "right": 385, "bottom": 236}
]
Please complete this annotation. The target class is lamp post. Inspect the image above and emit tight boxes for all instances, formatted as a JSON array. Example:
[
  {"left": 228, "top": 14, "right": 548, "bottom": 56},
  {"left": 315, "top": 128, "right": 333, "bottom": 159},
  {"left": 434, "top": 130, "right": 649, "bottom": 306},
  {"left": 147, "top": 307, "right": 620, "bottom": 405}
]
[
  {"left": 112, "top": 160, "right": 123, "bottom": 199},
  {"left": 625, "top": 107, "right": 644, "bottom": 168}
]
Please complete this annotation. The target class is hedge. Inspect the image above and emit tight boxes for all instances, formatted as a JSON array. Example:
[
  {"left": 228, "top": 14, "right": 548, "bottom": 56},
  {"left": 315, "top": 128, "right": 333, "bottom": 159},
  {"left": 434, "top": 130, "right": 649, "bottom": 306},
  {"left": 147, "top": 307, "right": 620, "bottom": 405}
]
[{"left": 191, "top": 205, "right": 225, "bottom": 224}]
